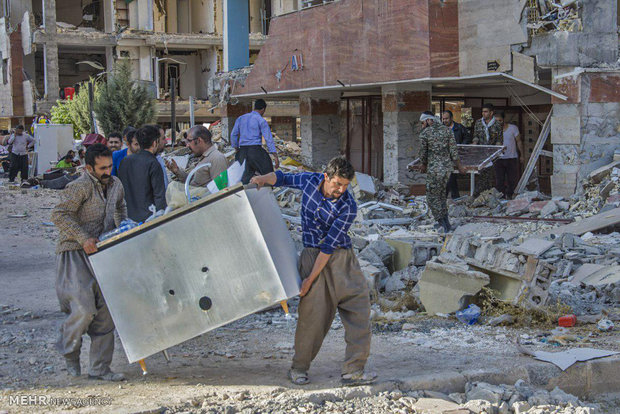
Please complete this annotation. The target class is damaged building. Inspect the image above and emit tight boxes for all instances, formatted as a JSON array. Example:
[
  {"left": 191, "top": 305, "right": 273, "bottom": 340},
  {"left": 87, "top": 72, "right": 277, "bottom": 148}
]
[
  {"left": 217, "top": 0, "right": 620, "bottom": 198},
  {"left": 0, "top": 0, "right": 301, "bottom": 129}
]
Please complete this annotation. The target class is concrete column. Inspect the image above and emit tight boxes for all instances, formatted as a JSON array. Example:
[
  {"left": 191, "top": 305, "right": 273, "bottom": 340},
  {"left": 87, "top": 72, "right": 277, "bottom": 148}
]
[
  {"left": 381, "top": 85, "right": 431, "bottom": 186},
  {"left": 221, "top": 101, "right": 252, "bottom": 143},
  {"left": 300, "top": 92, "right": 342, "bottom": 170},
  {"left": 43, "top": 0, "right": 56, "bottom": 32},
  {"left": 270, "top": 116, "right": 297, "bottom": 142},
  {"left": 105, "top": 46, "right": 115, "bottom": 74},
  {"left": 138, "top": 46, "right": 153, "bottom": 81},
  {"left": 166, "top": 0, "right": 178, "bottom": 33},
  {"left": 223, "top": 0, "right": 249, "bottom": 70},
  {"left": 43, "top": 44, "right": 59, "bottom": 101},
  {"left": 104, "top": 0, "right": 115, "bottom": 33},
  {"left": 249, "top": 0, "right": 262, "bottom": 33},
  {"left": 129, "top": 0, "right": 154, "bottom": 30}
]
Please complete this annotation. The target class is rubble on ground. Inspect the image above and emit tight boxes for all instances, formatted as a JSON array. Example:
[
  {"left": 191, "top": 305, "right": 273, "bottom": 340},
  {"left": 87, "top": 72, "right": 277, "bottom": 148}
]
[
  {"left": 163, "top": 380, "right": 599, "bottom": 414},
  {"left": 272, "top": 158, "right": 620, "bottom": 332}
]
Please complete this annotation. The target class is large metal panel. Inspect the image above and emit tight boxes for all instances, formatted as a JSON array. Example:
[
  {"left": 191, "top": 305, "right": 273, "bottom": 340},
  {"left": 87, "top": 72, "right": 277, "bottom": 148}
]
[{"left": 89, "top": 185, "right": 300, "bottom": 363}]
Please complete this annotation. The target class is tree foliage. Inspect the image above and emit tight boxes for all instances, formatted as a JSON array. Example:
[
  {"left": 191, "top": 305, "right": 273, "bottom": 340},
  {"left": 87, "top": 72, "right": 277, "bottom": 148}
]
[
  {"left": 94, "top": 60, "right": 157, "bottom": 135},
  {"left": 50, "top": 80, "right": 100, "bottom": 139}
]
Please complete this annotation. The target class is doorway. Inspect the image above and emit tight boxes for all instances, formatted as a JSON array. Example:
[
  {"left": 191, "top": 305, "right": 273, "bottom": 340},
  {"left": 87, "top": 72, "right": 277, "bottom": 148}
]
[{"left": 344, "top": 96, "right": 383, "bottom": 180}]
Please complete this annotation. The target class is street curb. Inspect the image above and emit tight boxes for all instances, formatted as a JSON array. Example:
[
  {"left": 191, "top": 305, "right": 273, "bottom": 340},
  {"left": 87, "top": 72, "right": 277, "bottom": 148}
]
[{"left": 391, "top": 355, "right": 620, "bottom": 398}]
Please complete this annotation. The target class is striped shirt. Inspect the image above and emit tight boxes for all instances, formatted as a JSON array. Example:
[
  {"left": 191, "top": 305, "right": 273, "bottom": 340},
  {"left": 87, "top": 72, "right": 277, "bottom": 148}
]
[{"left": 275, "top": 171, "right": 356, "bottom": 254}]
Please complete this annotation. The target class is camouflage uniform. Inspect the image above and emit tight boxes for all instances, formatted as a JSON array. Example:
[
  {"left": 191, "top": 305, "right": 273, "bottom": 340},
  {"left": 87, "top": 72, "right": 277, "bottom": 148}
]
[
  {"left": 419, "top": 122, "right": 459, "bottom": 221},
  {"left": 472, "top": 118, "right": 503, "bottom": 195}
]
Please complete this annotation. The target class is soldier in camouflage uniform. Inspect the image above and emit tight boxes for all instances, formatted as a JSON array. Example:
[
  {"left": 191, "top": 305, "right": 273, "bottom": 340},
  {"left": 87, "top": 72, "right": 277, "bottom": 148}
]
[
  {"left": 472, "top": 103, "right": 503, "bottom": 195},
  {"left": 419, "top": 111, "right": 466, "bottom": 232}
]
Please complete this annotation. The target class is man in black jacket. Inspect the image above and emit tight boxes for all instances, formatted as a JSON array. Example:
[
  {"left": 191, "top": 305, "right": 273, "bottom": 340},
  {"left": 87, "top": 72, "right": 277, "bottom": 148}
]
[
  {"left": 118, "top": 125, "right": 167, "bottom": 222},
  {"left": 442, "top": 111, "right": 471, "bottom": 199}
]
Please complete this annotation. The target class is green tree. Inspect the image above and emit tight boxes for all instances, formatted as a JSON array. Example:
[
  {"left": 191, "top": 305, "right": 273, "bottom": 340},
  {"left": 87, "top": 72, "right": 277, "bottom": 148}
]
[
  {"left": 94, "top": 60, "right": 157, "bottom": 135},
  {"left": 50, "top": 80, "right": 100, "bottom": 139}
]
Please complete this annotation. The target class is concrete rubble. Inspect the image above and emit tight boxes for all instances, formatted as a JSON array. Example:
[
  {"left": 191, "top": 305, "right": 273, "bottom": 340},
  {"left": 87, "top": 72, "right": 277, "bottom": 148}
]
[{"left": 262, "top": 157, "right": 620, "bottom": 339}]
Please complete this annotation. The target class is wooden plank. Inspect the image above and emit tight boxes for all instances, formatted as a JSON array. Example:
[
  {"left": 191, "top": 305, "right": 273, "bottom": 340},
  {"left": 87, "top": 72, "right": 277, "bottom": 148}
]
[
  {"left": 538, "top": 207, "right": 620, "bottom": 237},
  {"left": 515, "top": 109, "right": 552, "bottom": 194}
]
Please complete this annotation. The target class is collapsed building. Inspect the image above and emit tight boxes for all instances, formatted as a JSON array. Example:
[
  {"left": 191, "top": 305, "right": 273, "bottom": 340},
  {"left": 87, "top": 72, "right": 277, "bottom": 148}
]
[
  {"left": 0, "top": 0, "right": 301, "bottom": 128},
  {"left": 214, "top": 0, "right": 620, "bottom": 198}
]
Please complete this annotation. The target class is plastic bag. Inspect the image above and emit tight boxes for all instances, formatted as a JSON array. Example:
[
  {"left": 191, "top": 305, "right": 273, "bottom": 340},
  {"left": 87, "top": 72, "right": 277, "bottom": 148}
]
[
  {"left": 99, "top": 219, "right": 141, "bottom": 241},
  {"left": 455, "top": 304, "right": 481, "bottom": 325}
]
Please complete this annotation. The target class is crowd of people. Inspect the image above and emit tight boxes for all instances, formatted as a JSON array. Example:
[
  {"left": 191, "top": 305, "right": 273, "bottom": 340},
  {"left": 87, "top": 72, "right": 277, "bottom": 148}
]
[{"left": 5, "top": 97, "right": 521, "bottom": 386}]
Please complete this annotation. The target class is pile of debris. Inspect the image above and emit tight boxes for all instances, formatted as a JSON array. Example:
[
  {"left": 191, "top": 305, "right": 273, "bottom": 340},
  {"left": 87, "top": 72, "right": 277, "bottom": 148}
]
[
  {"left": 273, "top": 159, "right": 620, "bottom": 327},
  {"left": 527, "top": 0, "right": 582, "bottom": 33}
]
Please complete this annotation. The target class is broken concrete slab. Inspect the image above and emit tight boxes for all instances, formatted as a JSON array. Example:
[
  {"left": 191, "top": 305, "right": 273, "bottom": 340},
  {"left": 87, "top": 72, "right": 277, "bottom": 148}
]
[
  {"left": 385, "top": 238, "right": 413, "bottom": 271},
  {"left": 541, "top": 207, "right": 620, "bottom": 237},
  {"left": 588, "top": 160, "right": 620, "bottom": 184},
  {"left": 579, "top": 265, "right": 620, "bottom": 287},
  {"left": 364, "top": 240, "right": 396, "bottom": 267},
  {"left": 418, "top": 261, "right": 490, "bottom": 316},
  {"left": 529, "top": 200, "right": 552, "bottom": 214},
  {"left": 411, "top": 397, "right": 462, "bottom": 414},
  {"left": 569, "top": 263, "right": 606, "bottom": 285},
  {"left": 352, "top": 171, "right": 376, "bottom": 200},
  {"left": 539, "top": 200, "right": 558, "bottom": 217},
  {"left": 506, "top": 198, "right": 532, "bottom": 215},
  {"left": 512, "top": 238, "right": 555, "bottom": 257}
]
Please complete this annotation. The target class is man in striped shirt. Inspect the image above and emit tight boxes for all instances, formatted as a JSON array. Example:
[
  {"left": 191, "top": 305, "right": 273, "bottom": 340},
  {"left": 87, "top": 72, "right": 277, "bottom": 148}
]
[{"left": 251, "top": 156, "right": 375, "bottom": 386}]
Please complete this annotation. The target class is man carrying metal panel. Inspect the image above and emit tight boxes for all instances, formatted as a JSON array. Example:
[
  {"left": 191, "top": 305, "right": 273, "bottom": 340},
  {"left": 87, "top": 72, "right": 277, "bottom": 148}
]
[
  {"left": 251, "top": 156, "right": 375, "bottom": 386},
  {"left": 51, "top": 144, "right": 127, "bottom": 381}
]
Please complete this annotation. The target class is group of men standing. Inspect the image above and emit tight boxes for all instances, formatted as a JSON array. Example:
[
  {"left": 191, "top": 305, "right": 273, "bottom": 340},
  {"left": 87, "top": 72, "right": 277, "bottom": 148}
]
[{"left": 418, "top": 103, "right": 523, "bottom": 232}]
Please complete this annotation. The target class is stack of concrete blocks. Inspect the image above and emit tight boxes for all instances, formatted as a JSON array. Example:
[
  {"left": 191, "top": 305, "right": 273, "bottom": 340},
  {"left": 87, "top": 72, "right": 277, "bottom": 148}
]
[{"left": 443, "top": 235, "right": 555, "bottom": 308}]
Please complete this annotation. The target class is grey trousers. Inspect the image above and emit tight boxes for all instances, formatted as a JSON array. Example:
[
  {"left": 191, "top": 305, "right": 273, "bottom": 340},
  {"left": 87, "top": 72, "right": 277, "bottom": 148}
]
[
  {"left": 292, "top": 248, "right": 372, "bottom": 375},
  {"left": 56, "top": 250, "right": 115, "bottom": 376}
]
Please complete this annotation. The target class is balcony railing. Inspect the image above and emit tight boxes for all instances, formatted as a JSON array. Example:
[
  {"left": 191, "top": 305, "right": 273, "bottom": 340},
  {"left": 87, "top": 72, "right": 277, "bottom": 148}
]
[{"left": 300, "top": 0, "right": 338, "bottom": 10}]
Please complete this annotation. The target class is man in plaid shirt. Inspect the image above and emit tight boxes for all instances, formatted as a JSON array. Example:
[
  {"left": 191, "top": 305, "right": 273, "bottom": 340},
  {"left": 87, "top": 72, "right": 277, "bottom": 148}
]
[{"left": 251, "top": 156, "right": 375, "bottom": 386}]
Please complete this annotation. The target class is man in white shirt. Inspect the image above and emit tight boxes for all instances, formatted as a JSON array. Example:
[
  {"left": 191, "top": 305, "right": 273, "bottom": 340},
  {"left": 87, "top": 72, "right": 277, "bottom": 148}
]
[{"left": 494, "top": 112, "right": 522, "bottom": 199}]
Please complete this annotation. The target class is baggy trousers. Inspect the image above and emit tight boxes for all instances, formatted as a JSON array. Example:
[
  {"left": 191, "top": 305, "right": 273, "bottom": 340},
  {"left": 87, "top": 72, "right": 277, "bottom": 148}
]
[
  {"left": 292, "top": 248, "right": 371, "bottom": 375},
  {"left": 235, "top": 145, "right": 274, "bottom": 184},
  {"left": 9, "top": 153, "right": 28, "bottom": 182},
  {"left": 56, "top": 250, "right": 115, "bottom": 376}
]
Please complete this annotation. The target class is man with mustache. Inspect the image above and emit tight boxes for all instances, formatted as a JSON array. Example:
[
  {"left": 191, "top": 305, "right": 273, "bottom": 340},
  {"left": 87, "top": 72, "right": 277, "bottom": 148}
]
[
  {"left": 52, "top": 144, "right": 127, "bottom": 381},
  {"left": 251, "top": 156, "right": 375, "bottom": 386}
]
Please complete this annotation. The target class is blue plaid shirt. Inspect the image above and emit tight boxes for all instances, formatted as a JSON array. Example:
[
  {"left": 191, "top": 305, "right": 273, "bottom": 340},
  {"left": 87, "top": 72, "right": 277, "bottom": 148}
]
[{"left": 275, "top": 171, "right": 356, "bottom": 254}]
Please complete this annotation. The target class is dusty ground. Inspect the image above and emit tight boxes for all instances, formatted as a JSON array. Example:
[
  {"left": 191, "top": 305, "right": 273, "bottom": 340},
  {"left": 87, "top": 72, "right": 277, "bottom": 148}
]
[{"left": 1, "top": 183, "right": 619, "bottom": 413}]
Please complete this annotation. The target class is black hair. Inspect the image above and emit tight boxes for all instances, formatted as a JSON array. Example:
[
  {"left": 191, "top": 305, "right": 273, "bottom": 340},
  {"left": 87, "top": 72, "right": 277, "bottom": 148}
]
[
  {"left": 442, "top": 110, "right": 454, "bottom": 119},
  {"left": 325, "top": 156, "right": 355, "bottom": 181},
  {"left": 107, "top": 132, "right": 122, "bottom": 140},
  {"left": 188, "top": 125, "right": 212, "bottom": 144},
  {"left": 122, "top": 126, "right": 136, "bottom": 138},
  {"left": 85, "top": 143, "right": 112, "bottom": 168},
  {"left": 254, "top": 99, "right": 267, "bottom": 110},
  {"left": 136, "top": 125, "right": 160, "bottom": 150},
  {"left": 15, "top": 124, "right": 24, "bottom": 130},
  {"left": 495, "top": 111, "right": 505, "bottom": 119},
  {"left": 482, "top": 103, "right": 495, "bottom": 111},
  {"left": 126, "top": 129, "right": 138, "bottom": 145}
]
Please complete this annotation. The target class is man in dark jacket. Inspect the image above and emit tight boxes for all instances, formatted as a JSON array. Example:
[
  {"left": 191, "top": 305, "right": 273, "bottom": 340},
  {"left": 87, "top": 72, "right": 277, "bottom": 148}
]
[
  {"left": 118, "top": 125, "right": 167, "bottom": 222},
  {"left": 441, "top": 111, "right": 471, "bottom": 199}
]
